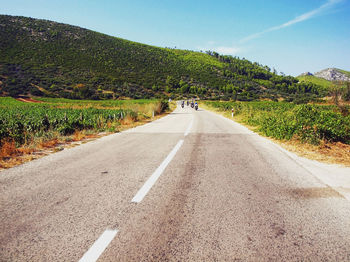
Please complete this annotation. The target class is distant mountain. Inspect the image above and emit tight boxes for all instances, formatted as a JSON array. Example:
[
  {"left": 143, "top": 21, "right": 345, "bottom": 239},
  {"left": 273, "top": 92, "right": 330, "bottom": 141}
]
[
  {"left": 0, "top": 15, "right": 326, "bottom": 100},
  {"left": 314, "top": 68, "right": 350, "bottom": 82},
  {"left": 297, "top": 68, "right": 350, "bottom": 90}
]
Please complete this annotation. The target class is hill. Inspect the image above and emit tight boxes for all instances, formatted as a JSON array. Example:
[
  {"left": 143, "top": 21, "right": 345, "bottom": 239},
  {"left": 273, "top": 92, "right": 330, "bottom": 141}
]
[
  {"left": 297, "top": 74, "right": 333, "bottom": 90},
  {"left": 0, "top": 15, "right": 326, "bottom": 101},
  {"left": 314, "top": 68, "right": 350, "bottom": 82},
  {"left": 298, "top": 68, "right": 350, "bottom": 90},
  {"left": 338, "top": 69, "right": 350, "bottom": 79}
]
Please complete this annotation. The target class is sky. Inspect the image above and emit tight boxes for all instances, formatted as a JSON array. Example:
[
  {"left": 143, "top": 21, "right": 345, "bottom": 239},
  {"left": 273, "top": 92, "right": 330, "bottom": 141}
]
[{"left": 1, "top": 0, "right": 350, "bottom": 76}]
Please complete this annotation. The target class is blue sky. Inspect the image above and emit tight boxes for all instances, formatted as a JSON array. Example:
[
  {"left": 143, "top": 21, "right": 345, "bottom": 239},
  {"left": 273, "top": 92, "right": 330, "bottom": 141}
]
[{"left": 1, "top": 0, "right": 350, "bottom": 76}]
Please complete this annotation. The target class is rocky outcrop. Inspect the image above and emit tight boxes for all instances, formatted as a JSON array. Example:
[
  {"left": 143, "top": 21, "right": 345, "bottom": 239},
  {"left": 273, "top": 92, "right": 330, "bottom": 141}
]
[
  {"left": 300, "top": 72, "right": 313, "bottom": 76},
  {"left": 314, "top": 68, "right": 350, "bottom": 82}
]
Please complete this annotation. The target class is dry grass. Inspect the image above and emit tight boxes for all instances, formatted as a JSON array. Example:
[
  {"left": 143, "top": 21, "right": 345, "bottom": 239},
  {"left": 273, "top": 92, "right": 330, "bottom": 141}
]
[
  {"left": 73, "top": 130, "right": 86, "bottom": 141},
  {"left": 276, "top": 139, "right": 350, "bottom": 167},
  {"left": 17, "top": 147, "right": 34, "bottom": 155},
  {"left": 15, "top": 98, "right": 43, "bottom": 103},
  {"left": 120, "top": 101, "right": 165, "bottom": 118},
  {"left": 39, "top": 138, "right": 60, "bottom": 149},
  {"left": 54, "top": 101, "right": 163, "bottom": 117},
  {"left": 0, "top": 140, "right": 18, "bottom": 159},
  {"left": 0, "top": 140, "right": 35, "bottom": 169},
  {"left": 120, "top": 114, "right": 136, "bottom": 126}
]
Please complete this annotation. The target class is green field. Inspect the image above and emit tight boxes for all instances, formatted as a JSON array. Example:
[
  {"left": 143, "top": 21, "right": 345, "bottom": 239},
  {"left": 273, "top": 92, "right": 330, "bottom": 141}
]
[
  {"left": 0, "top": 97, "right": 168, "bottom": 147},
  {"left": 204, "top": 101, "right": 350, "bottom": 145}
]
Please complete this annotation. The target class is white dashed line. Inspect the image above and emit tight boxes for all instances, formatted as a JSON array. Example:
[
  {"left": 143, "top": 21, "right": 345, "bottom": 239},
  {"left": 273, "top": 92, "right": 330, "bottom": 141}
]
[
  {"left": 184, "top": 118, "right": 193, "bottom": 137},
  {"left": 79, "top": 229, "right": 118, "bottom": 262},
  {"left": 132, "top": 139, "right": 184, "bottom": 203}
]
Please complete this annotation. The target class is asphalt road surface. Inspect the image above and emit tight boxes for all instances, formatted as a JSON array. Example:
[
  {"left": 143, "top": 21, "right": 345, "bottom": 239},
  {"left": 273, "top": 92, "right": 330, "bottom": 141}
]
[{"left": 1, "top": 104, "right": 350, "bottom": 261}]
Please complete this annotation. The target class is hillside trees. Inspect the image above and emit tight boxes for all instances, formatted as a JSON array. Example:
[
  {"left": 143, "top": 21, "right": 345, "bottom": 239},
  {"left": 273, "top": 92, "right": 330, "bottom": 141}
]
[{"left": 0, "top": 15, "right": 328, "bottom": 101}]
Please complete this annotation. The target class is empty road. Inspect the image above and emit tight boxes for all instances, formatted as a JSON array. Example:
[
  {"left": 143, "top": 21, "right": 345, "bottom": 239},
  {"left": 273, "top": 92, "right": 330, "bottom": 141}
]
[{"left": 1, "top": 104, "right": 350, "bottom": 261}]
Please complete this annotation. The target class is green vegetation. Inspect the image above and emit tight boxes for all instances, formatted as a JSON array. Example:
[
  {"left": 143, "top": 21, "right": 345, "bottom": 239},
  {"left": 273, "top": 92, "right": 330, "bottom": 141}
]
[
  {"left": 297, "top": 75, "right": 333, "bottom": 90},
  {"left": 204, "top": 101, "right": 350, "bottom": 145},
  {"left": 0, "top": 97, "right": 168, "bottom": 147},
  {"left": 0, "top": 15, "right": 326, "bottom": 101}
]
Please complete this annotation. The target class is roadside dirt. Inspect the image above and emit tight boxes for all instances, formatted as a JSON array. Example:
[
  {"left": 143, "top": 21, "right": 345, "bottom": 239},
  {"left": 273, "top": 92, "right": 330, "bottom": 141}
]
[
  {"left": 275, "top": 139, "right": 350, "bottom": 167},
  {"left": 15, "top": 98, "right": 43, "bottom": 103}
]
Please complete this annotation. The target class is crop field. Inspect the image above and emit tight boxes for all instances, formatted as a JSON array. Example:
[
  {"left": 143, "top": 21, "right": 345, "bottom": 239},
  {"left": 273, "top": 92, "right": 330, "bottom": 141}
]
[
  {"left": 204, "top": 101, "right": 350, "bottom": 145},
  {"left": 0, "top": 97, "right": 168, "bottom": 147}
]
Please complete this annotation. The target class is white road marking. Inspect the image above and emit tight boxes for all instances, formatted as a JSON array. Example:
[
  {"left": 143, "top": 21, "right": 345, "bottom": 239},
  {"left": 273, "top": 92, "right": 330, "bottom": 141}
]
[
  {"left": 184, "top": 118, "right": 193, "bottom": 137},
  {"left": 132, "top": 139, "right": 184, "bottom": 203},
  {"left": 79, "top": 229, "right": 118, "bottom": 262}
]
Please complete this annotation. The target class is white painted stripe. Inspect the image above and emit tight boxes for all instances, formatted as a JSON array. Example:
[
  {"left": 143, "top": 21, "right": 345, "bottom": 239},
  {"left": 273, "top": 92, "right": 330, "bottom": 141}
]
[
  {"left": 132, "top": 139, "right": 184, "bottom": 203},
  {"left": 79, "top": 229, "right": 118, "bottom": 262},
  {"left": 184, "top": 119, "right": 193, "bottom": 137}
]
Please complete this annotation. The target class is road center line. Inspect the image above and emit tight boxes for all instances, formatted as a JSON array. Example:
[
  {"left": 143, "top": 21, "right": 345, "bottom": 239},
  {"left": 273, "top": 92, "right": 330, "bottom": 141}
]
[
  {"left": 132, "top": 139, "right": 184, "bottom": 203},
  {"left": 79, "top": 229, "right": 118, "bottom": 262},
  {"left": 184, "top": 118, "right": 193, "bottom": 137}
]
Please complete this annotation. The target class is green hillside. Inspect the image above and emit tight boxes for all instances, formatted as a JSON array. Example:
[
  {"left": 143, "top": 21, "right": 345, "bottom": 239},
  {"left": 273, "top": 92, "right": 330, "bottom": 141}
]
[
  {"left": 0, "top": 15, "right": 326, "bottom": 101},
  {"left": 297, "top": 75, "right": 333, "bottom": 89}
]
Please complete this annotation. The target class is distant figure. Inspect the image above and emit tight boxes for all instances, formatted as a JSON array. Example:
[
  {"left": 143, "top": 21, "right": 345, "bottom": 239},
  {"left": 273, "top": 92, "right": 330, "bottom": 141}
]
[{"left": 231, "top": 108, "right": 234, "bottom": 118}]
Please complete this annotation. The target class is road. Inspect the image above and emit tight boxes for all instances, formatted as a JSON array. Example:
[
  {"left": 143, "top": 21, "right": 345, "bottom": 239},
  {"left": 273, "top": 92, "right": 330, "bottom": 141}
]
[{"left": 1, "top": 104, "right": 350, "bottom": 261}]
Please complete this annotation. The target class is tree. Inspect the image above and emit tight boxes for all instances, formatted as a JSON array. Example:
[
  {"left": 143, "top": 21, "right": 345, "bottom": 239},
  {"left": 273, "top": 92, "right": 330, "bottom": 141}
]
[
  {"left": 179, "top": 80, "right": 189, "bottom": 93},
  {"left": 343, "top": 82, "right": 350, "bottom": 101},
  {"left": 166, "top": 75, "right": 177, "bottom": 91},
  {"left": 73, "top": 83, "right": 94, "bottom": 99},
  {"left": 232, "top": 86, "right": 239, "bottom": 101},
  {"left": 181, "top": 84, "right": 189, "bottom": 94},
  {"left": 330, "top": 81, "right": 344, "bottom": 106},
  {"left": 152, "top": 84, "right": 158, "bottom": 92},
  {"left": 329, "top": 81, "right": 350, "bottom": 116}
]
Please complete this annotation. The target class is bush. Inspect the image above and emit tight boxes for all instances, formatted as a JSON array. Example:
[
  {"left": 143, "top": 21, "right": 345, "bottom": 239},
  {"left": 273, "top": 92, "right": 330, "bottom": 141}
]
[{"left": 160, "top": 100, "right": 169, "bottom": 112}]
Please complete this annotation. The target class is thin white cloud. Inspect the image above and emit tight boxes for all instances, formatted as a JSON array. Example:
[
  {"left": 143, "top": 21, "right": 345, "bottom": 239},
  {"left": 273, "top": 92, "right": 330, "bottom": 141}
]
[
  {"left": 197, "top": 43, "right": 242, "bottom": 55},
  {"left": 240, "top": 0, "right": 344, "bottom": 43},
  {"left": 213, "top": 46, "right": 241, "bottom": 55}
]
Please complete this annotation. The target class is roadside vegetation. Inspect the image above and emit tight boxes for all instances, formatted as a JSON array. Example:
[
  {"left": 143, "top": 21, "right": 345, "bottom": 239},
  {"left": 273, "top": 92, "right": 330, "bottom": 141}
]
[
  {"left": 0, "top": 97, "right": 169, "bottom": 168},
  {"left": 203, "top": 101, "right": 350, "bottom": 165},
  {"left": 204, "top": 101, "right": 349, "bottom": 145}
]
